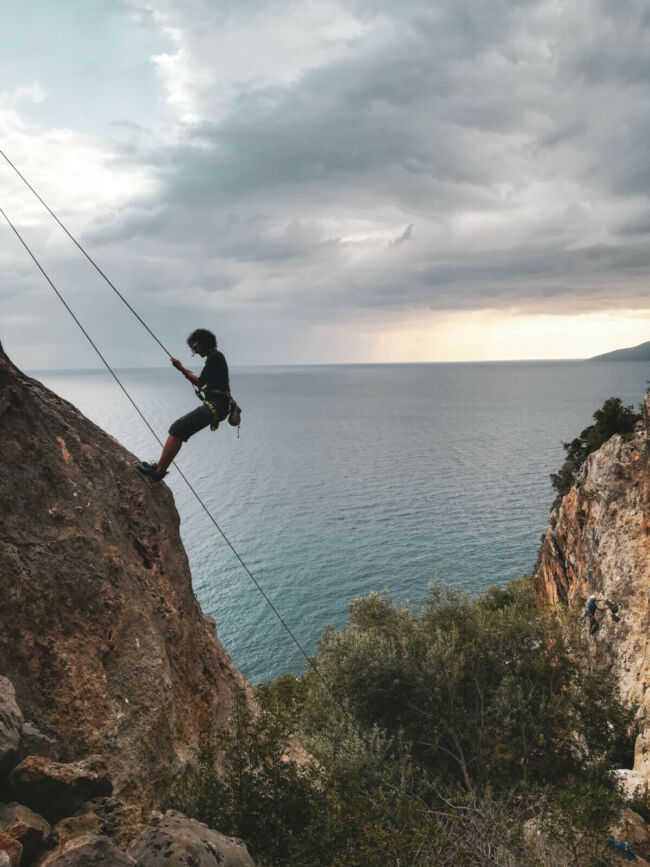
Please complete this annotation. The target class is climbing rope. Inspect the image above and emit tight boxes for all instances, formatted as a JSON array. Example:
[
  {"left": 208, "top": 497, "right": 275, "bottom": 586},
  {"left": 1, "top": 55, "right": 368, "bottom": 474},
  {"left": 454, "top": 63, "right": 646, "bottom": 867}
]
[
  {"left": 0, "top": 149, "right": 172, "bottom": 359},
  {"left": 0, "top": 165, "right": 350, "bottom": 720}
]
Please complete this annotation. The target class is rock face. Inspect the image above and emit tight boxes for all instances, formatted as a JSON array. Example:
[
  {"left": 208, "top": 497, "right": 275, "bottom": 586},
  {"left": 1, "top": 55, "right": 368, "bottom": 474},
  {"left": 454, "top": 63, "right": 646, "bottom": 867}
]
[
  {"left": 534, "top": 390, "right": 650, "bottom": 777},
  {"left": 0, "top": 340, "right": 248, "bottom": 803}
]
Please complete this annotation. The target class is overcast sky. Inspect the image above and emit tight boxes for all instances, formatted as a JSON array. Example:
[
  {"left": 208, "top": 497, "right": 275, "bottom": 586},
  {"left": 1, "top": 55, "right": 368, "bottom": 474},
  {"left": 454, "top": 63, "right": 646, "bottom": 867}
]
[{"left": 1, "top": 0, "right": 648, "bottom": 368}]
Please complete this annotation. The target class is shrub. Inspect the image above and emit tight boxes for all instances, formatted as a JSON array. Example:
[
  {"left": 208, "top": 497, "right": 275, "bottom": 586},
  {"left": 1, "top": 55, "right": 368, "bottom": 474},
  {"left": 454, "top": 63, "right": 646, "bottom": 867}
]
[
  {"left": 193, "top": 688, "right": 339, "bottom": 866},
  {"left": 192, "top": 578, "right": 635, "bottom": 864}
]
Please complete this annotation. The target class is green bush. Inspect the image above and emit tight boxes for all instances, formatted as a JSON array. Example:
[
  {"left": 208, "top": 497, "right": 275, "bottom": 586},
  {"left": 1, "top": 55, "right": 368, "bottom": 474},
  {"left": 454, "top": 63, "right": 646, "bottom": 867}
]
[
  {"left": 193, "top": 687, "right": 340, "bottom": 866},
  {"left": 191, "top": 578, "right": 635, "bottom": 864}
]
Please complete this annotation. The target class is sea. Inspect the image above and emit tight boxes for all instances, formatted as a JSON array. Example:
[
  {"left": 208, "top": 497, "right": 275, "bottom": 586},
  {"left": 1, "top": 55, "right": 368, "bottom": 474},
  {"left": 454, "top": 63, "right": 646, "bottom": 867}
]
[{"left": 33, "top": 360, "right": 649, "bottom": 684}]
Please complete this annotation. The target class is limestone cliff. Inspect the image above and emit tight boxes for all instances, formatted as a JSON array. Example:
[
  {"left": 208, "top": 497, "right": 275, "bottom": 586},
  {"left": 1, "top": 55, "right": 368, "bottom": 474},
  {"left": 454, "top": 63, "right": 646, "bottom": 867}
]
[
  {"left": 0, "top": 340, "right": 248, "bottom": 804},
  {"left": 534, "top": 389, "right": 650, "bottom": 778}
]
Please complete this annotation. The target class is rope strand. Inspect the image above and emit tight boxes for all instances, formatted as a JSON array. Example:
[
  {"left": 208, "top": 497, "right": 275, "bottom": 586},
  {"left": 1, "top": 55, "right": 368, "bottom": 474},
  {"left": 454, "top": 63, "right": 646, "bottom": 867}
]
[
  {"left": 0, "top": 199, "right": 350, "bottom": 720},
  {"left": 0, "top": 149, "right": 172, "bottom": 358}
]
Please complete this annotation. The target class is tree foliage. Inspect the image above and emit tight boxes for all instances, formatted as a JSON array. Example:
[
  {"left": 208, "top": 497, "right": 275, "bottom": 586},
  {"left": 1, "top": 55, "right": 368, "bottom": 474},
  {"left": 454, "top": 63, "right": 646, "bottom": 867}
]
[
  {"left": 190, "top": 578, "right": 635, "bottom": 864},
  {"left": 551, "top": 397, "right": 640, "bottom": 502}
]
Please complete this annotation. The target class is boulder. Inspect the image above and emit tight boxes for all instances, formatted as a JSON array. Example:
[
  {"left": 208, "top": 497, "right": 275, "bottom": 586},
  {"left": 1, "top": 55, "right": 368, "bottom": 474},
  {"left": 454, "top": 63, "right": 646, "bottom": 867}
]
[
  {"left": 38, "top": 833, "right": 135, "bottom": 866},
  {"left": 9, "top": 756, "right": 112, "bottom": 823},
  {"left": 0, "top": 832, "right": 21, "bottom": 867},
  {"left": 127, "top": 810, "right": 256, "bottom": 866},
  {"left": 614, "top": 768, "right": 648, "bottom": 801},
  {"left": 51, "top": 810, "right": 100, "bottom": 847},
  {"left": 17, "top": 724, "right": 58, "bottom": 764},
  {"left": 0, "top": 679, "right": 23, "bottom": 777},
  {"left": 0, "top": 802, "right": 50, "bottom": 863}
]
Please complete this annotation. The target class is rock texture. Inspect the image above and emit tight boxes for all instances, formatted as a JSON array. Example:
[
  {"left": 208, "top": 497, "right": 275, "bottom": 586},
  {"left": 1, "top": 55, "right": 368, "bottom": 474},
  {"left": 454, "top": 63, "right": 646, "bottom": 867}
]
[
  {"left": 55, "top": 796, "right": 154, "bottom": 850},
  {"left": 613, "top": 809, "right": 650, "bottom": 860},
  {"left": 0, "top": 340, "right": 249, "bottom": 803},
  {"left": 0, "top": 802, "right": 51, "bottom": 863},
  {"left": 534, "top": 390, "right": 650, "bottom": 778},
  {"left": 37, "top": 833, "right": 136, "bottom": 866},
  {"left": 127, "top": 811, "right": 256, "bottom": 866},
  {"left": 0, "top": 832, "right": 21, "bottom": 867},
  {"left": 0, "top": 681, "right": 22, "bottom": 777},
  {"left": 8, "top": 756, "right": 112, "bottom": 823}
]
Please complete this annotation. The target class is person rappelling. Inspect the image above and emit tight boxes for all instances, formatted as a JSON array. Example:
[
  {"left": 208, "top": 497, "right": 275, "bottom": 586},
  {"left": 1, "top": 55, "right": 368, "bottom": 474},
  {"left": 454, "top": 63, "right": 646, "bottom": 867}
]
[{"left": 136, "top": 328, "right": 241, "bottom": 482}]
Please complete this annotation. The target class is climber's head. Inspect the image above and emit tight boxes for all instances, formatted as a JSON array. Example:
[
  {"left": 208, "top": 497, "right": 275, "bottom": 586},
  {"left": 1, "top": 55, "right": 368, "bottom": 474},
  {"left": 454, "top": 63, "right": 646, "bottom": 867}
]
[{"left": 187, "top": 329, "right": 217, "bottom": 356}]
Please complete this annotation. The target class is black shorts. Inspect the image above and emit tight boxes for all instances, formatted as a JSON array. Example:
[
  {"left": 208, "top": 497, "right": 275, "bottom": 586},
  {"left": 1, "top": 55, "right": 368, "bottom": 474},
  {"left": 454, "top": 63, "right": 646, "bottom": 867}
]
[{"left": 169, "top": 398, "right": 230, "bottom": 442}]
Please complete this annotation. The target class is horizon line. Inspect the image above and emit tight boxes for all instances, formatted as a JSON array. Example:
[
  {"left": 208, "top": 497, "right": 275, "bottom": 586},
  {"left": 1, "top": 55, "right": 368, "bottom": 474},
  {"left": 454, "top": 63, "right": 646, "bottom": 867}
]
[{"left": 27, "top": 356, "right": 629, "bottom": 374}]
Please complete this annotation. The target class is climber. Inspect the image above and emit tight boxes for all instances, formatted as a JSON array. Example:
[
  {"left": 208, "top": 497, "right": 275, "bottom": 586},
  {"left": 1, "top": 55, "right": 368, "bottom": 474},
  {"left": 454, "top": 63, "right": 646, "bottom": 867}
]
[
  {"left": 586, "top": 593, "right": 620, "bottom": 635},
  {"left": 606, "top": 837, "right": 638, "bottom": 861},
  {"left": 586, "top": 594, "right": 599, "bottom": 634},
  {"left": 136, "top": 329, "right": 240, "bottom": 482}
]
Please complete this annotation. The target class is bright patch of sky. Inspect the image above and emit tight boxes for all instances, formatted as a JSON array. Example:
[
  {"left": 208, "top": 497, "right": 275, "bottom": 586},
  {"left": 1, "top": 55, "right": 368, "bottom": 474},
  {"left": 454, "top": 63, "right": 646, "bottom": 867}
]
[
  {"left": 1, "top": 0, "right": 167, "bottom": 137},
  {"left": 0, "top": 0, "right": 649, "bottom": 368}
]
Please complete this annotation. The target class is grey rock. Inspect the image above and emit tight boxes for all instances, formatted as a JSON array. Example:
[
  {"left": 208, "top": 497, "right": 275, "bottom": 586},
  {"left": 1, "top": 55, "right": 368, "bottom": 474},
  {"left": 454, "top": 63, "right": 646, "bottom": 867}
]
[
  {"left": 39, "top": 833, "right": 135, "bottom": 865},
  {"left": 0, "top": 802, "right": 50, "bottom": 863},
  {"left": 0, "top": 679, "right": 23, "bottom": 777},
  {"left": 9, "top": 755, "right": 112, "bottom": 823},
  {"left": 127, "top": 810, "right": 256, "bottom": 866},
  {"left": 18, "top": 723, "right": 58, "bottom": 763}
]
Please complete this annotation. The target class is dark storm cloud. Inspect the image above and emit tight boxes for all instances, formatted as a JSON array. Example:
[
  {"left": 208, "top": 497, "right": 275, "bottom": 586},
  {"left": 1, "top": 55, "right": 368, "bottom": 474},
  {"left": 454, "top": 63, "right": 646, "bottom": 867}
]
[{"left": 83, "top": 0, "right": 650, "bottom": 329}]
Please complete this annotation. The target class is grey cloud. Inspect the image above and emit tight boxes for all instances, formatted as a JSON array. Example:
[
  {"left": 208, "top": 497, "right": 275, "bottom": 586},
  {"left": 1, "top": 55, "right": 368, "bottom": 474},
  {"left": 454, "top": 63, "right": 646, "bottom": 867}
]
[
  {"left": 75, "top": 0, "right": 650, "bottom": 346},
  {"left": 618, "top": 211, "right": 650, "bottom": 237},
  {"left": 389, "top": 224, "right": 413, "bottom": 246}
]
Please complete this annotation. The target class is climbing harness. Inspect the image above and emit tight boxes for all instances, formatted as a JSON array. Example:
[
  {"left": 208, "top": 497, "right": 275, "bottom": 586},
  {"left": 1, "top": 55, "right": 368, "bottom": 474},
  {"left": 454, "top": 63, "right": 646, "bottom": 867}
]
[
  {"left": 194, "top": 385, "right": 241, "bottom": 436},
  {"left": 0, "top": 150, "right": 348, "bottom": 720}
]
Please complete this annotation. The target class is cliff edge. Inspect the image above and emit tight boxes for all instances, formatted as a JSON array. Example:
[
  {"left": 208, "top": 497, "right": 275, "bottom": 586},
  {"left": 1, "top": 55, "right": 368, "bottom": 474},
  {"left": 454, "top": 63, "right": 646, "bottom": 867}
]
[
  {"left": 0, "top": 340, "right": 248, "bottom": 804},
  {"left": 534, "top": 390, "right": 650, "bottom": 779}
]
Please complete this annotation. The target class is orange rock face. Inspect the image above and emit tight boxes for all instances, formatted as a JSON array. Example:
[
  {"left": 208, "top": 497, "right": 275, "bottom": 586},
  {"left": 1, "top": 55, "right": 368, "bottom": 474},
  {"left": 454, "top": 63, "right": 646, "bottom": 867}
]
[
  {"left": 534, "top": 390, "right": 650, "bottom": 778},
  {"left": 0, "top": 341, "right": 250, "bottom": 804}
]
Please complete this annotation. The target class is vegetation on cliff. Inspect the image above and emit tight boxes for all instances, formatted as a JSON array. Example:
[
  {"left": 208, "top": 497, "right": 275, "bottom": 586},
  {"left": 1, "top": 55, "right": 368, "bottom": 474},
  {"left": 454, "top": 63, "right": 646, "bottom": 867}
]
[
  {"left": 192, "top": 578, "right": 636, "bottom": 865},
  {"left": 550, "top": 397, "right": 641, "bottom": 505}
]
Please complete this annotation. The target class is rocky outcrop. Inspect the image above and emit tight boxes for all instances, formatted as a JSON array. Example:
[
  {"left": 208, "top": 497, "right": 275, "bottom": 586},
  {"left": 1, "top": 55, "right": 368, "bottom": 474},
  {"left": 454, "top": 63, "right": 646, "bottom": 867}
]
[
  {"left": 8, "top": 757, "right": 112, "bottom": 824},
  {"left": 534, "top": 390, "right": 650, "bottom": 778},
  {"left": 0, "top": 340, "right": 249, "bottom": 803}
]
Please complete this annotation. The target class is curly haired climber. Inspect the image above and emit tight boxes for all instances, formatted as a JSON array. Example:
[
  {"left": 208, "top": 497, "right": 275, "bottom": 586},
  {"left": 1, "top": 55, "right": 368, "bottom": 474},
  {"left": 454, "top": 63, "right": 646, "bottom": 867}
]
[{"left": 136, "top": 328, "right": 240, "bottom": 481}]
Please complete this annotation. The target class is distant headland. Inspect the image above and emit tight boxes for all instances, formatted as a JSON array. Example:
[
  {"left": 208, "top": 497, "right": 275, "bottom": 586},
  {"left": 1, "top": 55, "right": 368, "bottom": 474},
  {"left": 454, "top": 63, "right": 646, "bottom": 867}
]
[{"left": 591, "top": 340, "right": 650, "bottom": 361}]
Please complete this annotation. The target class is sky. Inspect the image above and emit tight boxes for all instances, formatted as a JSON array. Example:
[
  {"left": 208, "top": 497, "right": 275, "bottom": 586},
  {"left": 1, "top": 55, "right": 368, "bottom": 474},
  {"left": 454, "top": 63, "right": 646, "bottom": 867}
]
[{"left": 0, "top": 0, "right": 648, "bottom": 368}]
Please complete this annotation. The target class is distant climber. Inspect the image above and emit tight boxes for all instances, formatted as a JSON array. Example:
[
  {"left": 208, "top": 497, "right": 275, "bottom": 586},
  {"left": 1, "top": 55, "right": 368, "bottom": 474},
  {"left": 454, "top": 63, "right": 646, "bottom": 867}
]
[
  {"left": 606, "top": 836, "right": 637, "bottom": 861},
  {"left": 586, "top": 593, "right": 620, "bottom": 635},
  {"left": 136, "top": 329, "right": 240, "bottom": 482}
]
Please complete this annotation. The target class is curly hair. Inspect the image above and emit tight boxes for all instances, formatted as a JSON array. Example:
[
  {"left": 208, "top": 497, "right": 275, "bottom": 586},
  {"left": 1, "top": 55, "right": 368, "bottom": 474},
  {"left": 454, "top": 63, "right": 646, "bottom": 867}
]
[{"left": 187, "top": 329, "right": 217, "bottom": 352}]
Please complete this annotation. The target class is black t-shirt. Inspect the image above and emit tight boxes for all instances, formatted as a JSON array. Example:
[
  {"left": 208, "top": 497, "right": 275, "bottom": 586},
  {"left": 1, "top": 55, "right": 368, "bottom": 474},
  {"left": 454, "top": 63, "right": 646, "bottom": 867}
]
[{"left": 198, "top": 350, "right": 230, "bottom": 399}]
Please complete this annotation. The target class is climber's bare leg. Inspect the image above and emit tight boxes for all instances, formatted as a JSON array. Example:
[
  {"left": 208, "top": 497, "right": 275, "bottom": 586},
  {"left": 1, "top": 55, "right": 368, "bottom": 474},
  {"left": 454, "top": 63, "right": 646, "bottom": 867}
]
[{"left": 157, "top": 435, "right": 182, "bottom": 475}]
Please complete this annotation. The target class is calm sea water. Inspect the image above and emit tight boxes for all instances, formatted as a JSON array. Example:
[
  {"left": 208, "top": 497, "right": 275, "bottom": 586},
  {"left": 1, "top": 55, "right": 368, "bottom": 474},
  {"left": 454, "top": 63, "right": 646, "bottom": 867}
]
[{"left": 35, "top": 361, "right": 649, "bottom": 683}]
